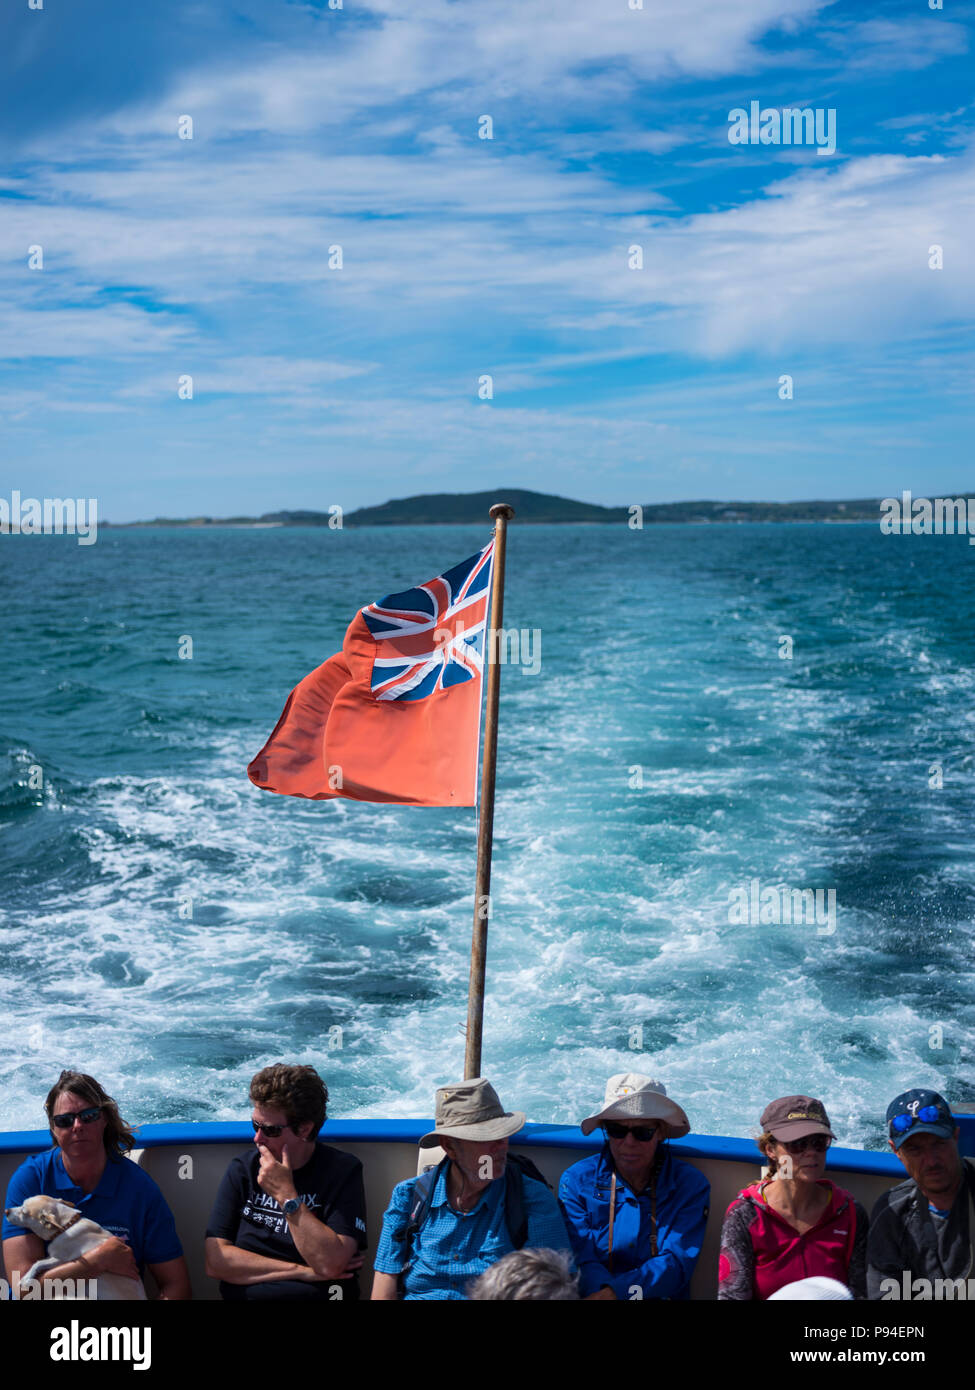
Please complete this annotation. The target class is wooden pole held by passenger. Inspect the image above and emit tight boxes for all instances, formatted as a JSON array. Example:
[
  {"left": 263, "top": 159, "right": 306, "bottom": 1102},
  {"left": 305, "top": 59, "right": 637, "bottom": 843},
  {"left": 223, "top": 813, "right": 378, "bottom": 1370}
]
[{"left": 464, "top": 502, "right": 514, "bottom": 1080}]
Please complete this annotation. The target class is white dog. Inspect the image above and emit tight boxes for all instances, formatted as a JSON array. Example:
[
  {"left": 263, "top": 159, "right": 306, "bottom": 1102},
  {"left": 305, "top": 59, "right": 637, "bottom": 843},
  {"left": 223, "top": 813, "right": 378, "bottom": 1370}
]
[{"left": 4, "top": 1194, "right": 147, "bottom": 1300}]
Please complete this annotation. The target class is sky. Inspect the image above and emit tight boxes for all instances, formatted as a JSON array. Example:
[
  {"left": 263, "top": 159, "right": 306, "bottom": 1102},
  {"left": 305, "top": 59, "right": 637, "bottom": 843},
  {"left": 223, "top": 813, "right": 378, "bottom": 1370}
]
[{"left": 1, "top": 0, "right": 973, "bottom": 521}]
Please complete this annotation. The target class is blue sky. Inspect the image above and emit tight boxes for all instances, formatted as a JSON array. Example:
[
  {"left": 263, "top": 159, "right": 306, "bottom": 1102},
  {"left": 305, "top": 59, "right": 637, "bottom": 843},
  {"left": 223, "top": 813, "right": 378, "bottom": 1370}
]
[{"left": 2, "top": 0, "right": 973, "bottom": 521}]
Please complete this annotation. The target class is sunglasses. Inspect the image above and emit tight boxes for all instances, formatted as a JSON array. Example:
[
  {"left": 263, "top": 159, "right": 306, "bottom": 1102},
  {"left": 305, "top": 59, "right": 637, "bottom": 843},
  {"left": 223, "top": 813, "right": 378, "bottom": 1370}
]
[
  {"left": 51, "top": 1106, "right": 103, "bottom": 1130},
  {"left": 252, "top": 1120, "right": 290, "bottom": 1138},
  {"left": 604, "top": 1121, "right": 659, "bottom": 1142},
  {"left": 776, "top": 1133, "right": 830, "bottom": 1155},
  {"left": 891, "top": 1105, "right": 943, "bottom": 1135}
]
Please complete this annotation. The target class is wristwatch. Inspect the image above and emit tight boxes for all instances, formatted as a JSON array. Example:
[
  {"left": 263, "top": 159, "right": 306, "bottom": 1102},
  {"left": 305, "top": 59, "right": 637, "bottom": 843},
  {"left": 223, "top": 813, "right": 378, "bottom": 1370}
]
[{"left": 281, "top": 1197, "right": 301, "bottom": 1216}]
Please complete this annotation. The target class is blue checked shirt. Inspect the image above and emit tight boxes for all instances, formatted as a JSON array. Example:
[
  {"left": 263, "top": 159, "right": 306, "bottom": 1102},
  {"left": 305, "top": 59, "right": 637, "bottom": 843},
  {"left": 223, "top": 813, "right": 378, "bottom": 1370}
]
[{"left": 374, "top": 1163, "right": 572, "bottom": 1300}]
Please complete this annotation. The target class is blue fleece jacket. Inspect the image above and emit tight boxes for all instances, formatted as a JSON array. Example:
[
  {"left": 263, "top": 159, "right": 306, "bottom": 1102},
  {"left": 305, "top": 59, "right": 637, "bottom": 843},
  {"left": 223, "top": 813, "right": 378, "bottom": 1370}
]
[{"left": 558, "top": 1144, "right": 710, "bottom": 1299}]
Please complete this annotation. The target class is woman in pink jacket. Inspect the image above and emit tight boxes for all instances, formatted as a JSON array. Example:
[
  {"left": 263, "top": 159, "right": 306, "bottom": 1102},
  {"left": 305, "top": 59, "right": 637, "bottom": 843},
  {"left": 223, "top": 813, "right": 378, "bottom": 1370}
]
[{"left": 717, "top": 1095, "right": 868, "bottom": 1299}]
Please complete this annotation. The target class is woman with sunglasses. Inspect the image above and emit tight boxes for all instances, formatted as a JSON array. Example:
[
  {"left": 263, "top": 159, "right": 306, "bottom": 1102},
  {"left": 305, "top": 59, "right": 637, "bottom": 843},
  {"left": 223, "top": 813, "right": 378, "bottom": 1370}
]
[
  {"left": 205, "top": 1063, "right": 366, "bottom": 1300},
  {"left": 717, "top": 1094, "right": 868, "bottom": 1299},
  {"left": 558, "top": 1073, "right": 711, "bottom": 1299},
  {"left": 1, "top": 1069, "right": 190, "bottom": 1299}
]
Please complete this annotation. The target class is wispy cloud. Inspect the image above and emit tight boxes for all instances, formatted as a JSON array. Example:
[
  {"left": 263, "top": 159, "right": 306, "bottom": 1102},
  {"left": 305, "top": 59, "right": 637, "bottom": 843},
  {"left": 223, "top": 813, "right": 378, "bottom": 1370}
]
[
  {"left": 832, "top": 16, "right": 968, "bottom": 72},
  {"left": 118, "top": 356, "right": 378, "bottom": 404}
]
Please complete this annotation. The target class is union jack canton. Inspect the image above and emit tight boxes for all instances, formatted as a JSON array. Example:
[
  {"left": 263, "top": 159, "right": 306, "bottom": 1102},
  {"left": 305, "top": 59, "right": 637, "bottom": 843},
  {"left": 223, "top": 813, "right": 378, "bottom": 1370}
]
[{"left": 361, "top": 542, "right": 495, "bottom": 702}]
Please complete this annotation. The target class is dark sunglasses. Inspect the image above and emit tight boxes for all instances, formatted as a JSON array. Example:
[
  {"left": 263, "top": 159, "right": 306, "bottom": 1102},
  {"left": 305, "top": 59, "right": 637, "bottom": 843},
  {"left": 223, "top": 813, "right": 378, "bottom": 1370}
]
[
  {"left": 51, "top": 1106, "right": 103, "bottom": 1130},
  {"left": 252, "top": 1120, "right": 290, "bottom": 1138},
  {"left": 604, "top": 1121, "right": 659, "bottom": 1142},
  {"left": 777, "top": 1133, "right": 830, "bottom": 1155},
  {"left": 891, "top": 1105, "right": 942, "bottom": 1135}
]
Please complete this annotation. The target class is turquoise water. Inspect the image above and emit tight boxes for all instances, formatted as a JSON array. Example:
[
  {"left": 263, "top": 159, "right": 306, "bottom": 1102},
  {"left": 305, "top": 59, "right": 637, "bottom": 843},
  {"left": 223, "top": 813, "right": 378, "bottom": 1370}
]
[{"left": 1, "top": 522, "right": 973, "bottom": 1144}]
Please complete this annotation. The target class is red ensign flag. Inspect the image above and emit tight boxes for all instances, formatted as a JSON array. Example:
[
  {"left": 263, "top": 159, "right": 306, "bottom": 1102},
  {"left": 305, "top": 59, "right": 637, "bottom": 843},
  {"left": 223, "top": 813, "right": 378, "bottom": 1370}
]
[{"left": 247, "top": 543, "right": 493, "bottom": 806}]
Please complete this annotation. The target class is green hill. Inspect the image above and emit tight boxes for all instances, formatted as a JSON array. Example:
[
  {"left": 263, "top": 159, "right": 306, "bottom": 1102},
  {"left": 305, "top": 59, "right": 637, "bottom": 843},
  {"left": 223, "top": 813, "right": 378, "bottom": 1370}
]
[
  {"left": 105, "top": 488, "right": 899, "bottom": 528},
  {"left": 340, "top": 488, "right": 621, "bottom": 525}
]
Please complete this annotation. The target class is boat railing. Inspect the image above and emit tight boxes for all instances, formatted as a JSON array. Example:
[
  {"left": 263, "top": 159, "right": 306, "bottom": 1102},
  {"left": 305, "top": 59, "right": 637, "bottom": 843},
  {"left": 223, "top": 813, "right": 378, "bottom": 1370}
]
[{"left": 8, "top": 1116, "right": 970, "bottom": 1299}]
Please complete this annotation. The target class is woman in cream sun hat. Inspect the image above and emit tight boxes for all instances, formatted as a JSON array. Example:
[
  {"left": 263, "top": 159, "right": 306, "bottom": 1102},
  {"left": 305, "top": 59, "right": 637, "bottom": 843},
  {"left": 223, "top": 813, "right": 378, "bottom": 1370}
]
[
  {"left": 580, "top": 1073, "right": 691, "bottom": 1139},
  {"left": 559, "top": 1074, "right": 710, "bottom": 1300}
]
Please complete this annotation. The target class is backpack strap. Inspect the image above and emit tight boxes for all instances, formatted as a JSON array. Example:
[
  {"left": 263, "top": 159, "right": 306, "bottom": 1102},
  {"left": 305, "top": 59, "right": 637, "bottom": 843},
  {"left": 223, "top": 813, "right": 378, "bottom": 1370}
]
[
  {"left": 504, "top": 1152, "right": 554, "bottom": 1250},
  {"left": 406, "top": 1158, "right": 447, "bottom": 1242},
  {"left": 399, "top": 1157, "right": 449, "bottom": 1295},
  {"left": 505, "top": 1158, "right": 528, "bottom": 1249},
  {"left": 402, "top": 1151, "right": 546, "bottom": 1284}
]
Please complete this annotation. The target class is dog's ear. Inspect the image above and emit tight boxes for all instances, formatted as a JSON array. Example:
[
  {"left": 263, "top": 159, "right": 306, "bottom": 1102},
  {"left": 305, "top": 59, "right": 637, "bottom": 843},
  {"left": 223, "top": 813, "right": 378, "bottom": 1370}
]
[{"left": 59, "top": 1200, "right": 78, "bottom": 1209}]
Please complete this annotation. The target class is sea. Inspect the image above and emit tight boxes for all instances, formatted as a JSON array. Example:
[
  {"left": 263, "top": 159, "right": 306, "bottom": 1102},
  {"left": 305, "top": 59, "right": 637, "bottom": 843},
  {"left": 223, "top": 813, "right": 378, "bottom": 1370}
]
[{"left": 2, "top": 521, "right": 973, "bottom": 1148}]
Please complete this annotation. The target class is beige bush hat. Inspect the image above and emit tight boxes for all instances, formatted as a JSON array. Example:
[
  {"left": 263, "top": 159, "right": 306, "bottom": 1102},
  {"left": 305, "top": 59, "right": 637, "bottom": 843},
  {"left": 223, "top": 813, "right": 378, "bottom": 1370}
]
[
  {"left": 581, "top": 1073, "right": 690, "bottom": 1139},
  {"left": 419, "top": 1078, "right": 526, "bottom": 1148}
]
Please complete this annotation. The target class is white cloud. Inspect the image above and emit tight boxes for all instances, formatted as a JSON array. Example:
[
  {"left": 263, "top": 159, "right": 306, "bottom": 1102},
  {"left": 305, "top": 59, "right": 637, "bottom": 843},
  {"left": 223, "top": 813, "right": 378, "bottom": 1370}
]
[
  {"left": 0, "top": 302, "right": 191, "bottom": 359},
  {"left": 605, "top": 149, "right": 974, "bottom": 356},
  {"left": 118, "top": 356, "right": 377, "bottom": 403},
  {"left": 2, "top": 0, "right": 972, "bottom": 408},
  {"left": 836, "top": 17, "right": 968, "bottom": 72},
  {"left": 2, "top": 139, "right": 972, "bottom": 370},
  {"left": 50, "top": 0, "right": 832, "bottom": 146}
]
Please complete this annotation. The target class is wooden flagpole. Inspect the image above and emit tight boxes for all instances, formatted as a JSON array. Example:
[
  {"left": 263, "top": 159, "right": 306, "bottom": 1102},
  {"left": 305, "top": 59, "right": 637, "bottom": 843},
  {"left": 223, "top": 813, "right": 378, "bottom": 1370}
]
[{"left": 464, "top": 502, "right": 515, "bottom": 1080}]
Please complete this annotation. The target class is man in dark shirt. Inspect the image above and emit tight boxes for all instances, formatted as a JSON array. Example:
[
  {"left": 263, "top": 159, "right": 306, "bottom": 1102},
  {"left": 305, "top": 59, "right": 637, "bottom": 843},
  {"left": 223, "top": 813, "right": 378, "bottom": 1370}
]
[
  {"left": 868, "top": 1088, "right": 974, "bottom": 1300},
  {"left": 205, "top": 1064, "right": 366, "bottom": 1300}
]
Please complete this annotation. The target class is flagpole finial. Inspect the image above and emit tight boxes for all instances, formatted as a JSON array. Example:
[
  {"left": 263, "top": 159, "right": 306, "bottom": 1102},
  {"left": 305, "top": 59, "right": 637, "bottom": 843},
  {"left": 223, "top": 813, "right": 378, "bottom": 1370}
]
[{"left": 489, "top": 503, "right": 515, "bottom": 521}]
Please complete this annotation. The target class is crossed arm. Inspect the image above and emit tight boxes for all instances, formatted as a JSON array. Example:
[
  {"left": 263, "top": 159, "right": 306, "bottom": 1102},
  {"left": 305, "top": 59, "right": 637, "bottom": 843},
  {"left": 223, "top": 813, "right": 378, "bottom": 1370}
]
[
  {"left": 205, "top": 1221, "right": 358, "bottom": 1285},
  {"left": 206, "top": 1143, "right": 361, "bottom": 1286},
  {"left": 3, "top": 1233, "right": 191, "bottom": 1300}
]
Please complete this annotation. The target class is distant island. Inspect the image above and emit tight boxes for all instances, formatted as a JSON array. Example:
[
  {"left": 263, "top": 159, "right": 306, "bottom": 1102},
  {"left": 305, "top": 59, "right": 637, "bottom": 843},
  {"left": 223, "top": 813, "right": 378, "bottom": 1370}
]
[{"left": 103, "top": 488, "right": 895, "bottom": 528}]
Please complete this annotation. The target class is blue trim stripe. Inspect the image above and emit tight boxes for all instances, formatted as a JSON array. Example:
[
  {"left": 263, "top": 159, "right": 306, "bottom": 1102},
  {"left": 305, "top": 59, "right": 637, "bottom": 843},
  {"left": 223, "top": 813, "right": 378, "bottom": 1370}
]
[{"left": 0, "top": 1119, "right": 924, "bottom": 1176}]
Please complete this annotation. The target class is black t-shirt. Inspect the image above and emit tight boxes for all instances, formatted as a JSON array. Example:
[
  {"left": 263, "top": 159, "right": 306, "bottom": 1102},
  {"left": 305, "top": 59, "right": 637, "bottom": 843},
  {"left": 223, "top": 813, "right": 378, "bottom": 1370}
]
[{"left": 206, "top": 1144, "right": 367, "bottom": 1301}]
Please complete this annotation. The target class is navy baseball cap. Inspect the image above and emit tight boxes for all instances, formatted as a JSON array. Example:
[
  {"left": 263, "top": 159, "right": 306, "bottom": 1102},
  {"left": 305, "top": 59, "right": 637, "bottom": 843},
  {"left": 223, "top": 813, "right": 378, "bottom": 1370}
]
[{"left": 886, "top": 1089, "right": 955, "bottom": 1149}]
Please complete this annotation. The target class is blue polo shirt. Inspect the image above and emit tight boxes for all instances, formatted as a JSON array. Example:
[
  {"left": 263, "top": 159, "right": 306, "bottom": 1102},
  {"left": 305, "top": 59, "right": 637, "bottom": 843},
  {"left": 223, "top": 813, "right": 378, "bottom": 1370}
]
[
  {"left": 2, "top": 1149, "right": 183, "bottom": 1270},
  {"left": 374, "top": 1163, "right": 572, "bottom": 1300}
]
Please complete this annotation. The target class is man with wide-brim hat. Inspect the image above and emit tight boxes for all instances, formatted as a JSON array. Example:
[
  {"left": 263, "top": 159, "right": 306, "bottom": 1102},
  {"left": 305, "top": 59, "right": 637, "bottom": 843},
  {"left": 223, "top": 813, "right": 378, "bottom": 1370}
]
[
  {"left": 417, "top": 1077, "right": 526, "bottom": 1149},
  {"left": 372, "top": 1078, "right": 571, "bottom": 1300},
  {"left": 559, "top": 1073, "right": 710, "bottom": 1300}
]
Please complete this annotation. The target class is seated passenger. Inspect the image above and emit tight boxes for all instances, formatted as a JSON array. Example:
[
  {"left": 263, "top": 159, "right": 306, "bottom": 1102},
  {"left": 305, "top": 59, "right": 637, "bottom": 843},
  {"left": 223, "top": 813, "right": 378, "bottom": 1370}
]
[
  {"left": 2, "top": 1069, "right": 190, "bottom": 1300},
  {"left": 468, "top": 1246, "right": 579, "bottom": 1300},
  {"left": 371, "top": 1077, "right": 571, "bottom": 1300},
  {"left": 867, "top": 1088, "right": 974, "bottom": 1300},
  {"left": 718, "top": 1094, "right": 867, "bottom": 1300},
  {"left": 205, "top": 1063, "right": 366, "bottom": 1300},
  {"left": 558, "top": 1073, "right": 710, "bottom": 1300}
]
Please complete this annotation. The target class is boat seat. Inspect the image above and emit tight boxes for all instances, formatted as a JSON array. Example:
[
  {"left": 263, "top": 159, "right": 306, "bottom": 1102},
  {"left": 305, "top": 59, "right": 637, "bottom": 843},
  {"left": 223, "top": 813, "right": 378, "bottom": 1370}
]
[{"left": 416, "top": 1144, "right": 445, "bottom": 1175}]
